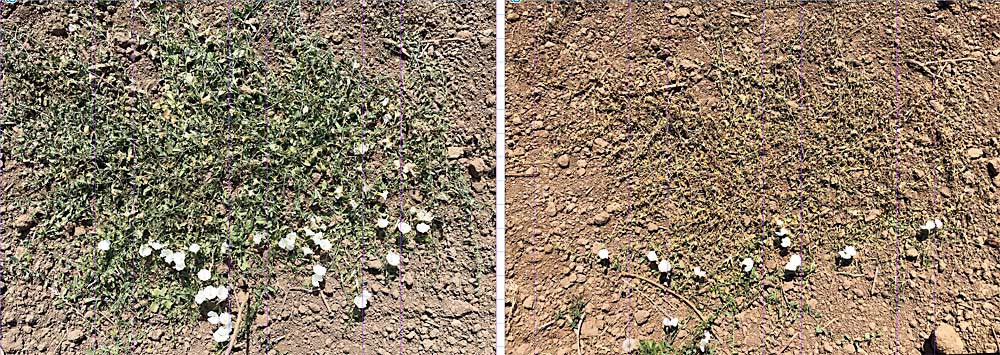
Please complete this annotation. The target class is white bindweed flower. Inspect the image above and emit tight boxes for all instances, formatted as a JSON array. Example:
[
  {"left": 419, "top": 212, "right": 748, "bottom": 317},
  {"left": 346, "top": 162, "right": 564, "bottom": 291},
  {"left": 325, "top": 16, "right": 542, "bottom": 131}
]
[
  {"left": 397, "top": 222, "right": 412, "bottom": 234},
  {"left": 212, "top": 324, "right": 232, "bottom": 343},
  {"left": 921, "top": 218, "right": 943, "bottom": 231},
  {"left": 97, "top": 240, "right": 111, "bottom": 251},
  {"left": 784, "top": 254, "right": 802, "bottom": 272},
  {"left": 662, "top": 317, "right": 679, "bottom": 328},
  {"left": 377, "top": 218, "right": 390, "bottom": 229},
  {"left": 699, "top": 330, "right": 712, "bottom": 352},
  {"left": 317, "top": 239, "right": 333, "bottom": 251},
  {"left": 215, "top": 286, "right": 229, "bottom": 301},
  {"left": 172, "top": 251, "right": 187, "bottom": 271},
  {"left": 379, "top": 190, "right": 389, "bottom": 200},
  {"left": 741, "top": 258, "right": 754, "bottom": 273},
  {"left": 838, "top": 246, "right": 857, "bottom": 260},
  {"left": 658, "top": 259, "right": 672, "bottom": 273},
  {"left": 776, "top": 219, "right": 784, "bottom": 227},
  {"left": 311, "top": 264, "right": 327, "bottom": 287},
  {"left": 207, "top": 311, "right": 221, "bottom": 325},
  {"left": 162, "top": 249, "right": 175, "bottom": 263},
  {"left": 218, "top": 312, "right": 232, "bottom": 327},
  {"left": 693, "top": 267, "right": 707, "bottom": 278},
  {"left": 597, "top": 248, "right": 609, "bottom": 260},
  {"left": 195, "top": 286, "right": 216, "bottom": 304},
  {"left": 302, "top": 246, "right": 314, "bottom": 255},
  {"left": 416, "top": 223, "right": 430, "bottom": 234},
  {"left": 386, "top": 251, "right": 401, "bottom": 267},
  {"left": 646, "top": 250, "right": 658, "bottom": 262},
  {"left": 622, "top": 338, "right": 639, "bottom": 353},
  {"left": 776, "top": 227, "right": 790, "bottom": 237},
  {"left": 150, "top": 241, "right": 164, "bottom": 250},
  {"left": 780, "top": 237, "right": 791, "bottom": 248},
  {"left": 197, "top": 285, "right": 227, "bottom": 304},
  {"left": 189, "top": 243, "right": 201, "bottom": 253},
  {"left": 313, "top": 264, "right": 327, "bottom": 277},
  {"left": 278, "top": 233, "right": 296, "bottom": 251},
  {"left": 334, "top": 186, "right": 344, "bottom": 200},
  {"left": 221, "top": 242, "right": 228, "bottom": 255},
  {"left": 197, "top": 269, "right": 211, "bottom": 281},
  {"left": 354, "top": 289, "right": 373, "bottom": 309},
  {"left": 252, "top": 232, "right": 264, "bottom": 245},
  {"left": 139, "top": 244, "right": 152, "bottom": 257},
  {"left": 208, "top": 311, "right": 232, "bottom": 327}
]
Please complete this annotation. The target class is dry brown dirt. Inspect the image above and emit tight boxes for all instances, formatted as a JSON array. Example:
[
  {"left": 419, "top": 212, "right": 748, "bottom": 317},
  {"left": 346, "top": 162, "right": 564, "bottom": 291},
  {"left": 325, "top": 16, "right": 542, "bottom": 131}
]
[{"left": 504, "top": 1, "right": 1000, "bottom": 354}]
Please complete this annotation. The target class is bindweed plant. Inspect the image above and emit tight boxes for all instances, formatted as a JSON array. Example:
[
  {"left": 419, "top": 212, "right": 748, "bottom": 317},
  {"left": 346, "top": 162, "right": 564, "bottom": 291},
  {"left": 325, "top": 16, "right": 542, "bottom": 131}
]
[{"left": 4, "top": 1, "right": 474, "bottom": 349}]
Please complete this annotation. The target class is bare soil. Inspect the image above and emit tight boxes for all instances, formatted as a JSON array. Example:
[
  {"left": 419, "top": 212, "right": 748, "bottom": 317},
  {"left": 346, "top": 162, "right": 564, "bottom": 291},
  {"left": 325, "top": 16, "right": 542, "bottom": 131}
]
[{"left": 504, "top": 1, "right": 1000, "bottom": 354}]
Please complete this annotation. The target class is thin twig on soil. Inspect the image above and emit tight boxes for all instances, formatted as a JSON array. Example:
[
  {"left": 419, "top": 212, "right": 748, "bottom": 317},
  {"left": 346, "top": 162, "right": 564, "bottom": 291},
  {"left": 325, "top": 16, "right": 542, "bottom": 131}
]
[
  {"left": 906, "top": 57, "right": 976, "bottom": 77},
  {"left": 224, "top": 290, "right": 250, "bottom": 355},
  {"left": 320, "top": 292, "right": 333, "bottom": 314},
  {"left": 508, "top": 172, "right": 539, "bottom": 178},
  {"left": 924, "top": 57, "right": 977, "bottom": 66},
  {"left": 638, "top": 291, "right": 668, "bottom": 319},
  {"left": 777, "top": 333, "right": 799, "bottom": 354},
  {"left": 538, "top": 318, "right": 557, "bottom": 331},
  {"left": 835, "top": 271, "right": 866, "bottom": 278},
  {"left": 417, "top": 37, "right": 468, "bottom": 44},
  {"left": 870, "top": 267, "right": 879, "bottom": 295},
  {"left": 575, "top": 312, "right": 585, "bottom": 355},
  {"left": 623, "top": 273, "right": 705, "bottom": 322},
  {"left": 905, "top": 59, "right": 935, "bottom": 77},
  {"left": 991, "top": 327, "right": 999, "bottom": 351}
]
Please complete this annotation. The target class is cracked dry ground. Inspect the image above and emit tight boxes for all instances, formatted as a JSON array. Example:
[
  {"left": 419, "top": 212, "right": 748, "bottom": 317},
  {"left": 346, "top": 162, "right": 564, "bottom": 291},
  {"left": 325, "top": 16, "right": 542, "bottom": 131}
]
[{"left": 505, "top": 1, "right": 999, "bottom": 355}]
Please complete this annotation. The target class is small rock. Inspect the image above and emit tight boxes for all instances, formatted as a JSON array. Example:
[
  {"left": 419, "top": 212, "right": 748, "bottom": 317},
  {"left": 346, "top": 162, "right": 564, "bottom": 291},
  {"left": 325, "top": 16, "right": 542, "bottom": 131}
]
[
  {"left": 149, "top": 328, "right": 164, "bottom": 341},
  {"left": 594, "top": 138, "right": 609, "bottom": 148},
  {"left": 581, "top": 317, "right": 602, "bottom": 337},
  {"left": 467, "top": 157, "right": 488, "bottom": 178},
  {"left": 67, "top": 329, "right": 85, "bottom": 343},
  {"left": 931, "top": 323, "right": 965, "bottom": 354},
  {"left": 905, "top": 247, "right": 919, "bottom": 260},
  {"left": 966, "top": 148, "right": 984, "bottom": 160},
  {"left": 674, "top": 7, "right": 691, "bottom": 17},
  {"left": 446, "top": 147, "right": 464, "bottom": 159},
  {"left": 634, "top": 309, "right": 650, "bottom": 325},
  {"left": 545, "top": 202, "right": 558, "bottom": 217},
  {"left": 0, "top": 336, "right": 22, "bottom": 352},
  {"left": 367, "top": 258, "right": 384, "bottom": 271},
  {"left": 556, "top": 154, "right": 570, "bottom": 168},
  {"left": 592, "top": 211, "right": 611, "bottom": 226},
  {"left": 13, "top": 213, "right": 37, "bottom": 232},
  {"left": 456, "top": 30, "right": 473, "bottom": 40},
  {"left": 443, "top": 299, "right": 475, "bottom": 318},
  {"left": 986, "top": 158, "right": 1000, "bottom": 178}
]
